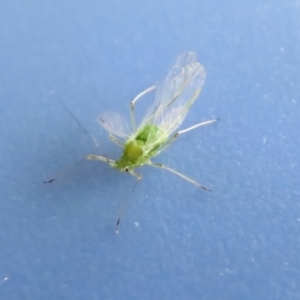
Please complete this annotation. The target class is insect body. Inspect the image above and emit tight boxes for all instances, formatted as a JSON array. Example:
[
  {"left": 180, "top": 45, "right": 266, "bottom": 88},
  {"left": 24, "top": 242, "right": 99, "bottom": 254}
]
[{"left": 87, "top": 52, "right": 217, "bottom": 190}]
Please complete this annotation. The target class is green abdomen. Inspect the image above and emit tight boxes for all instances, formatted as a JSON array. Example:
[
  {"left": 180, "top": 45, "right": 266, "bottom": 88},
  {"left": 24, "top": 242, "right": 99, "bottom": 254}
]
[{"left": 136, "top": 124, "right": 163, "bottom": 144}]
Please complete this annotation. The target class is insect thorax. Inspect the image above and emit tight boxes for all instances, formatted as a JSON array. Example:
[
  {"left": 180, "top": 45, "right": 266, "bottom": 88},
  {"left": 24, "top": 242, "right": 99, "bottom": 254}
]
[{"left": 115, "top": 124, "right": 167, "bottom": 170}]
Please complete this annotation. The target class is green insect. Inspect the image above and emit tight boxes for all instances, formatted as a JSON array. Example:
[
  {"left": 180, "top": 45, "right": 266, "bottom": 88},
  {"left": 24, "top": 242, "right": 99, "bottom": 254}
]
[
  {"left": 46, "top": 52, "right": 218, "bottom": 232},
  {"left": 86, "top": 52, "right": 217, "bottom": 190}
]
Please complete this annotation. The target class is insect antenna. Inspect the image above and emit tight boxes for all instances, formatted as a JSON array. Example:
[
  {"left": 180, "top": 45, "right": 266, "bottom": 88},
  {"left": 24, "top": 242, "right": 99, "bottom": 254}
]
[
  {"left": 115, "top": 180, "right": 139, "bottom": 233},
  {"left": 44, "top": 158, "right": 86, "bottom": 183},
  {"left": 44, "top": 94, "right": 110, "bottom": 183},
  {"left": 56, "top": 96, "right": 101, "bottom": 150}
]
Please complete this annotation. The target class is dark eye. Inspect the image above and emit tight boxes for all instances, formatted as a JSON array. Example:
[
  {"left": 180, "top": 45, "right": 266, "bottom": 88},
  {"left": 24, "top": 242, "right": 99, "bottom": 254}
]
[{"left": 125, "top": 167, "right": 129, "bottom": 172}]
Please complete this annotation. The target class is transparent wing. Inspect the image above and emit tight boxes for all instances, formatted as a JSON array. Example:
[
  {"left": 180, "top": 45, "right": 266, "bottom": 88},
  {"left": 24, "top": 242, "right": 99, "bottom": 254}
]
[
  {"left": 138, "top": 52, "right": 206, "bottom": 139},
  {"left": 99, "top": 112, "right": 131, "bottom": 139}
]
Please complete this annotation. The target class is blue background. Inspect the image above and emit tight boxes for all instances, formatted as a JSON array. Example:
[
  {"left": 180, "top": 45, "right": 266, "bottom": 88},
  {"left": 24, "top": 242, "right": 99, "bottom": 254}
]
[{"left": 1, "top": 1, "right": 300, "bottom": 299}]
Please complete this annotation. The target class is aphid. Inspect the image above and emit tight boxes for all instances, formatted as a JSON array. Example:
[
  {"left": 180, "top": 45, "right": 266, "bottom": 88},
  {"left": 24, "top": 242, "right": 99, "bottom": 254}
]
[
  {"left": 87, "top": 52, "right": 217, "bottom": 190},
  {"left": 45, "top": 52, "right": 218, "bottom": 232}
]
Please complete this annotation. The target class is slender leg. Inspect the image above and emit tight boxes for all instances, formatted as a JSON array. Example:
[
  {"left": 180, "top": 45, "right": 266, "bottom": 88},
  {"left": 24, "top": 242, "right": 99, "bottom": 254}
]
[
  {"left": 109, "top": 134, "right": 124, "bottom": 148},
  {"left": 148, "top": 162, "right": 210, "bottom": 191},
  {"left": 128, "top": 169, "right": 142, "bottom": 180},
  {"left": 130, "top": 85, "right": 156, "bottom": 130},
  {"left": 176, "top": 118, "right": 219, "bottom": 135},
  {"left": 86, "top": 154, "right": 115, "bottom": 165},
  {"left": 44, "top": 154, "right": 116, "bottom": 183},
  {"left": 160, "top": 118, "right": 219, "bottom": 153}
]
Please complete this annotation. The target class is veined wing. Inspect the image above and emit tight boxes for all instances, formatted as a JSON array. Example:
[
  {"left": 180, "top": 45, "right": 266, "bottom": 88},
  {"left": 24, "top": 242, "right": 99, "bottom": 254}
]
[
  {"left": 138, "top": 52, "right": 206, "bottom": 142},
  {"left": 99, "top": 112, "right": 131, "bottom": 139}
]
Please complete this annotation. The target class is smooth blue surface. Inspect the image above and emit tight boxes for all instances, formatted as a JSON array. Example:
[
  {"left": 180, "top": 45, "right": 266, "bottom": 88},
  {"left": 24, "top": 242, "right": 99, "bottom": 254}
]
[{"left": 1, "top": 1, "right": 300, "bottom": 299}]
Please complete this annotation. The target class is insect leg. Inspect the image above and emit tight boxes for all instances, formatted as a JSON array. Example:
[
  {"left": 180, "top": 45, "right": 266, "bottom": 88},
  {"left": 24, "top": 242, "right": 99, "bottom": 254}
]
[
  {"left": 130, "top": 85, "right": 156, "bottom": 130},
  {"left": 148, "top": 162, "right": 210, "bottom": 191},
  {"left": 176, "top": 118, "right": 219, "bottom": 136},
  {"left": 44, "top": 154, "right": 115, "bottom": 183},
  {"left": 86, "top": 154, "right": 116, "bottom": 165},
  {"left": 160, "top": 118, "right": 219, "bottom": 153},
  {"left": 109, "top": 134, "right": 124, "bottom": 148},
  {"left": 127, "top": 169, "right": 142, "bottom": 180}
]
